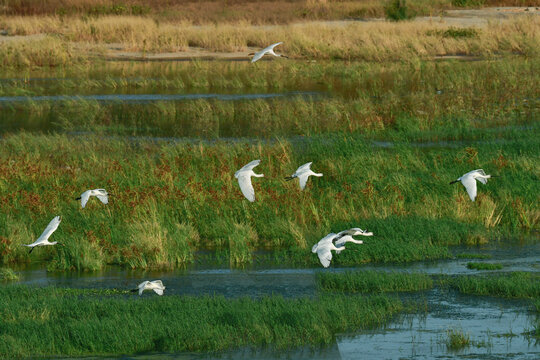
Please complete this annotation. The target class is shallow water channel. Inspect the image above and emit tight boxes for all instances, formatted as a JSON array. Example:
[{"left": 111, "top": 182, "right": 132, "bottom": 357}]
[{"left": 10, "top": 244, "right": 539, "bottom": 359}]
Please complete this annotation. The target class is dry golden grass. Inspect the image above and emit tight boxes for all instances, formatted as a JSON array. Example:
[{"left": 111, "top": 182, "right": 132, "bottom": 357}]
[{"left": 0, "top": 14, "right": 538, "bottom": 63}]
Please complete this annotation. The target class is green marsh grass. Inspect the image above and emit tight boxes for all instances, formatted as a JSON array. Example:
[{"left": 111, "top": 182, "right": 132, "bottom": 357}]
[
  {"left": 317, "top": 271, "right": 433, "bottom": 293},
  {"left": 466, "top": 262, "right": 503, "bottom": 270},
  {"left": 0, "top": 130, "right": 537, "bottom": 269},
  {"left": 446, "top": 272, "right": 540, "bottom": 298},
  {"left": 0, "top": 285, "right": 402, "bottom": 357},
  {"left": 0, "top": 58, "right": 537, "bottom": 140}
]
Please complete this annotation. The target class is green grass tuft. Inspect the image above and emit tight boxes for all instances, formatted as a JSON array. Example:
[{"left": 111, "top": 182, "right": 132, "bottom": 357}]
[
  {"left": 446, "top": 272, "right": 540, "bottom": 299},
  {"left": 444, "top": 328, "right": 471, "bottom": 351},
  {"left": 466, "top": 262, "right": 503, "bottom": 270},
  {"left": 0, "top": 268, "right": 19, "bottom": 281}
]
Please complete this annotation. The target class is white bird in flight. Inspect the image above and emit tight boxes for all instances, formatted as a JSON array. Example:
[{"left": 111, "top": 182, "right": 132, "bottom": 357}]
[
  {"left": 450, "top": 169, "right": 496, "bottom": 201},
  {"left": 334, "top": 228, "right": 373, "bottom": 254},
  {"left": 133, "top": 280, "right": 166, "bottom": 296},
  {"left": 235, "top": 160, "right": 264, "bottom": 202},
  {"left": 311, "top": 233, "right": 343, "bottom": 268},
  {"left": 22, "top": 216, "right": 62, "bottom": 254},
  {"left": 285, "top": 162, "right": 323, "bottom": 190},
  {"left": 76, "top": 189, "right": 109, "bottom": 208},
  {"left": 249, "top": 42, "right": 288, "bottom": 63}
]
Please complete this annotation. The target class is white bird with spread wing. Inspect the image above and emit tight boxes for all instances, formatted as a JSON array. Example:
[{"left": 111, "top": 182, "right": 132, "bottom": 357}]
[
  {"left": 450, "top": 169, "right": 496, "bottom": 202},
  {"left": 133, "top": 280, "right": 166, "bottom": 296},
  {"left": 312, "top": 227, "right": 373, "bottom": 267},
  {"left": 334, "top": 228, "right": 373, "bottom": 254},
  {"left": 311, "top": 233, "right": 343, "bottom": 268},
  {"left": 285, "top": 162, "right": 323, "bottom": 190},
  {"left": 235, "top": 160, "right": 264, "bottom": 202},
  {"left": 249, "top": 42, "right": 288, "bottom": 63},
  {"left": 22, "top": 216, "right": 62, "bottom": 254},
  {"left": 76, "top": 189, "right": 109, "bottom": 208}
]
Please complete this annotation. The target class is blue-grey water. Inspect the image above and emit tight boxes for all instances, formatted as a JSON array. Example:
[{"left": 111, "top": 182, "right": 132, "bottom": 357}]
[
  {"left": 0, "top": 91, "right": 323, "bottom": 104},
  {"left": 7, "top": 244, "right": 539, "bottom": 359}
]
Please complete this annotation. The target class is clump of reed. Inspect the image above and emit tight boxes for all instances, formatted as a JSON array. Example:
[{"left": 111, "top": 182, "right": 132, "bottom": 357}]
[
  {"left": 0, "top": 284, "right": 403, "bottom": 357},
  {"left": 444, "top": 328, "right": 471, "bottom": 351},
  {"left": 466, "top": 262, "right": 503, "bottom": 270},
  {"left": 0, "top": 35, "right": 87, "bottom": 69},
  {"left": 317, "top": 271, "right": 433, "bottom": 293},
  {"left": 0, "top": 268, "right": 18, "bottom": 281},
  {"left": 446, "top": 272, "right": 540, "bottom": 298}
]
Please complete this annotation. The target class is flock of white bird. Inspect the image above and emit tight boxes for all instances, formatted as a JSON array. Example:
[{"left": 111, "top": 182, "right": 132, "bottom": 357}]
[{"left": 19, "top": 43, "right": 497, "bottom": 294}]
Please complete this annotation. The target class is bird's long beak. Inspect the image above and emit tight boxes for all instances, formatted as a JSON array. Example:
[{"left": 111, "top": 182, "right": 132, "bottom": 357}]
[
  {"left": 248, "top": 52, "right": 255, "bottom": 56},
  {"left": 75, "top": 197, "right": 81, "bottom": 200},
  {"left": 281, "top": 55, "right": 289, "bottom": 58},
  {"left": 449, "top": 180, "right": 459, "bottom": 185},
  {"left": 284, "top": 176, "right": 294, "bottom": 181}
]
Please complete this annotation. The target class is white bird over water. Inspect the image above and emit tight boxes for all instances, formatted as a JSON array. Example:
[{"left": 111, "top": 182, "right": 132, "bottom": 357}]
[
  {"left": 311, "top": 233, "right": 344, "bottom": 268},
  {"left": 235, "top": 160, "right": 264, "bottom": 202},
  {"left": 249, "top": 42, "right": 288, "bottom": 63},
  {"left": 76, "top": 189, "right": 109, "bottom": 208},
  {"left": 450, "top": 169, "right": 496, "bottom": 202},
  {"left": 22, "top": 216, "right": 62, "bottom": 254},
  {"left": 133, "top": 280, "right": 165, "bottom": 296},
  {"left": 284, "top": 162, "right": 323, "bottom": 190}
]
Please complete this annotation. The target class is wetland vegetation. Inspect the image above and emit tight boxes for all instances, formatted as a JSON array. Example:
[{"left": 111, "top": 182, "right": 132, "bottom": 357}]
[
  {"left": 445, "top": 272, "right": 540, "bottom": 298},
  {"left": 0, "top": 285, "right": 402, "bottom": 358},
  {"left": 0, "top": 1, "right": 538, "bottom": 358}
]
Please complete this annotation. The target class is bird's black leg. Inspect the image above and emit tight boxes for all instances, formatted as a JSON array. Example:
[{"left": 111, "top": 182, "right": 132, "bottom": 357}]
[{"left": 29, "top": 247, "right": 34, "bottom": 254}]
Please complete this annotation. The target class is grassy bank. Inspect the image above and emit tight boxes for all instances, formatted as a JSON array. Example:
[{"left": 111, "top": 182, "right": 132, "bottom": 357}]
[
  {"left": 0, "top": 14, "right": 538, "bottom": 67},
  {"left": 0, "top": 58, "right": 537, "bottom": 139},
  {"left": 0, "top": 285, "right": 402, "bottom": 358},
  {"left": 0, "top": 131, "right": 537, "bottom": 270},
  {"left": 317, "top": 271, "right": 433, "bottom": 293},
  {"left": 446, "top": 272, "right": 540, "bottom": 298}
]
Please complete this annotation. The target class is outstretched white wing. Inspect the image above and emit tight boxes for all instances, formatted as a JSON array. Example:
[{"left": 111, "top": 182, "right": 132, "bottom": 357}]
[
  {"left": 251, "top": 51, "right": 265, "bottom": 63},
  {"left": 151, "top": 280, "right": 164, "bottom": 288},
  {"left": 235, "top": 159, "right": 260, "bottom": 178},
  {"left": 474, "top": 169, "right": 488, "bottom": 184},
  {"left": 138, "top": 281, "right": 149, "bottom": 295},
  {"left": 153, "top": 288, "right": 164, "bottom": 296},
  {"left": 238, "top": 175, "right": 256, "bottom": 202},
  {"left": 96, "top": 194, "right": 109, "bottom": 205},
  {"left": 296, "top": 162, "right": 312, "bottom": 174},
  {"left": 311, "top": 233, "right": 337, "bottom": 253},
  {"left": 80, "top": 191, "right": 91, "bottom": 208},
  {"left": 461, "top": 176, "right": 478, "bottom": 201},
  {"left": 35, "top": 216, "right": 61, "bottom": 244},
  {"left": 317, "top": 246, "right": 333, "bottom": 268},
  {"left": 298, "top": 173, "right": 310, "bottom": 190},
  {"left": 266, "top": 42, "right": 283, "bottom": 52}
]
